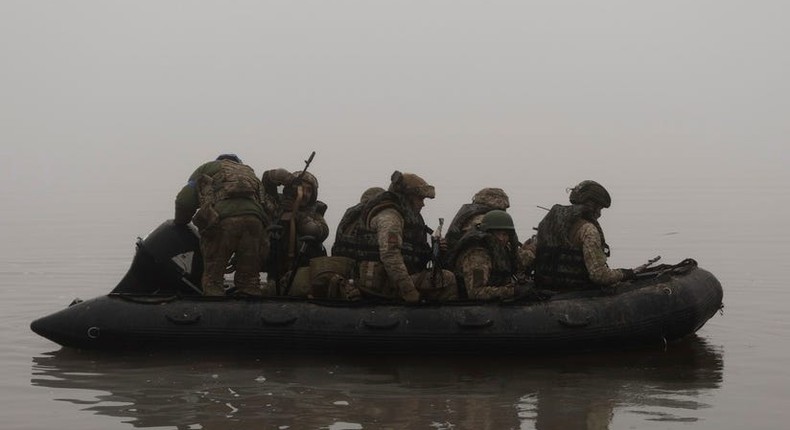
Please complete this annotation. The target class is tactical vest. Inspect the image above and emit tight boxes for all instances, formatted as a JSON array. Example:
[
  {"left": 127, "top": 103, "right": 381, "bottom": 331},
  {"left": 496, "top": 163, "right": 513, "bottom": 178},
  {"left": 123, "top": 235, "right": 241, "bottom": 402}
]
[
  {"left": 534, "top": 204, "right": 608, "bottom": 289},
  {"left": 201, "top": 160, "right": 261, "bottom": 204},
  {"left": 445, "top": 203, "right": 494, "bottom": 249},
  {"left": 331, "top": 202, "right": 378, "bottom": 260},
  {"left": 446, "top": 230, "right": 515, "bottom": 289},
  {"left": 336, "top": 191, "right": 431, "bottom": 273}
]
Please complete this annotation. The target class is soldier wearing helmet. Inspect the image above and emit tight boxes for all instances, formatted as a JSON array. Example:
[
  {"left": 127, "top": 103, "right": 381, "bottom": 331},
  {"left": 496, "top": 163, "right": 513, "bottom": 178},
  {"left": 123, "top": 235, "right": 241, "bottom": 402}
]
[
  {"left": 174, "top": 154, "right": 267, "bottom": 296},
  {"left": 534, "top": 180, "right": 635, "bottom": 291},
  {"left": 446, "top": 210, "right": 533, "bottom": 300},
  {"left": 261, "top": 167, "right": 329, "bottom": 287},
  {"left": 445, "top": 188, "right": 511, "bottom": 256},
  {"left": 335, "top": 171, "right": 457, "bottom": 302}
]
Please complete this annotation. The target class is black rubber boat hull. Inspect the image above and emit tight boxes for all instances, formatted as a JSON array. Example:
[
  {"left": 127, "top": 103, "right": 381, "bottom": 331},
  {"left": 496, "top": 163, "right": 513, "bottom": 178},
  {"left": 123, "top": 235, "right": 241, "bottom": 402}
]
[
  {"left": 31, "top": 267, "right": 723, "bottom": 353},
  {"left": 31, "top": 220, "right": 724, "bottom": 353}
]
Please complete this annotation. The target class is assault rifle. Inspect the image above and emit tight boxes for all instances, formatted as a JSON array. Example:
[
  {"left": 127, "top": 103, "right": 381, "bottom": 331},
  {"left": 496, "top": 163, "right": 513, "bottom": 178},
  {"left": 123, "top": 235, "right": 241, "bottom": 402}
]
[
  {"left": 290, "top": 151, "right": 316, "bottom": 188},
  {"left": 267, "top": 224, "right": 284, "bottom": 295},
  {"left": 284, "top": 151, "right": 316, "bottom": 279},
  {"left": 634, "top": 255, "right": 661, "bottom": 273},
  {"left": 283, "top": 235, "right": 314, "bottom": 296},
  {"left": 267, "top": 152, "right": 317, "bottom": 296},
  {"left": 429, "top": 218, "right": 445, "bottom": 288}
]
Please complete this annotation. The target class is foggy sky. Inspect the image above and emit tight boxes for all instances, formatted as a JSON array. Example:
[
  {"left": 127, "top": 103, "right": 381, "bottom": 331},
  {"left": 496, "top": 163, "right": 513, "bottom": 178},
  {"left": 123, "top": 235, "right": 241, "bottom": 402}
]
[{"left": 2, "top": 1, "right": 788, "bottom": 244}]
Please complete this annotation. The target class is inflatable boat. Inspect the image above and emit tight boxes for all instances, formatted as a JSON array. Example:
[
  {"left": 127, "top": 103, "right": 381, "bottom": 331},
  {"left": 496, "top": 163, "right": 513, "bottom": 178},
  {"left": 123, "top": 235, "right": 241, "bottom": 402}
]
[{"left": 30, "top": 221, "right": 723, "bottom": 353}]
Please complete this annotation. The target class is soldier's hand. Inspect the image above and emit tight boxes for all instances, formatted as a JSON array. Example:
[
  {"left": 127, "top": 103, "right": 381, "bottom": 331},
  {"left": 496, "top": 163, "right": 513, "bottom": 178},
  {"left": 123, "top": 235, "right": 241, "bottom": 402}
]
[{"left": 439, "top": 238, "right": 448, "bottom": 253}]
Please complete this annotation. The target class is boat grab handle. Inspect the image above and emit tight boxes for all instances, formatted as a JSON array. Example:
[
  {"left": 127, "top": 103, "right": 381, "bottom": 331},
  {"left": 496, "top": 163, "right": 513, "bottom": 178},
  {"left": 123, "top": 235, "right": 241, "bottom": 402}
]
[
  {"left": 165, "top": 313, "right": 201, "bottom": 325},
  {"left": 557, "top": 314, "right": 591, "bottom": 328}
]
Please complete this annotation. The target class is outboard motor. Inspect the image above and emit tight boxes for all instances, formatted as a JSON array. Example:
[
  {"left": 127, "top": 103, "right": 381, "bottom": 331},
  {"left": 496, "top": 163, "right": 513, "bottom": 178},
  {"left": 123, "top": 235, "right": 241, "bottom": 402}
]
[{"left": 111, "top": 220, "right": 204, "bottom": 295}]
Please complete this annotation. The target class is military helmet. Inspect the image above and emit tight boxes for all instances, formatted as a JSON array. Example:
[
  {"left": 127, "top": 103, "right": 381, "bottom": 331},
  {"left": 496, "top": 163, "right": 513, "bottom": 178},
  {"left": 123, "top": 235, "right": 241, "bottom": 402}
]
[
  {"left": 216, "top": 153, "right": 242, "bottom": 163},
  {"left": 291, "top": 170, "right": 319, "bottom": 191},
  {"left": 285, "top": 170, "right": 319, "bottom": 206},
  {"left": 479, "top": 210, "right": 515, "bottom": 232},
  {"left": 472, "top": 187, "right": 510, "bottom": 209},
  {"left": 388, "top": 171, "right": 435, "bottom": 199},
  {"left": 568, "top": 180, "right": 611, "bottom": 208}
]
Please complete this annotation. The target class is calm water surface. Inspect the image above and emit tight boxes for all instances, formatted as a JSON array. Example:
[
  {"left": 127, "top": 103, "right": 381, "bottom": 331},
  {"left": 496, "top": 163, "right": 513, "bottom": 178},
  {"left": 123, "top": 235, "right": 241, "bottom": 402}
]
[{"left": 2, "top": 180, "right": 788, "bottom": 429}]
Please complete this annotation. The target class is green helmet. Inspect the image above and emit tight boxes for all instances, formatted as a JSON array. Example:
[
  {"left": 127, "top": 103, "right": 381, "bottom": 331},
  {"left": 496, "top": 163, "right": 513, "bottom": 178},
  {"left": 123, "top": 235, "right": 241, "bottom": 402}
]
[
  {"left": 568, "top": 180, "right": 611, "bottom": 208},
  {"left": 479, "top": 210, "right": 515, "bottom": 232}
]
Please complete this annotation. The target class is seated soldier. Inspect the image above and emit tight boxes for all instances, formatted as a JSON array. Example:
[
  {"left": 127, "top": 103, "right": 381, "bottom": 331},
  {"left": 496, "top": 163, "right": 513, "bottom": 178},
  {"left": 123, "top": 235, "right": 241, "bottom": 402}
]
[
  {"left": 447, "top": 210, "right": 534, "bottom": 300},
  {"left": 445, "top": 187, "right": 510, "bottom": 255},
  {"left": 333, "top": 171, "right": 458, "bottom": 302},
  {"left": 533, "top": 180, "right": 636, "bottom": 292}
]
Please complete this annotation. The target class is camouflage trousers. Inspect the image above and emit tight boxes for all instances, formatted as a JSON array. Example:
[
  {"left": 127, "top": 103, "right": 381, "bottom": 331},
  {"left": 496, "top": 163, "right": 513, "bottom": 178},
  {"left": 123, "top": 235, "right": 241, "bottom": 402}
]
[
  {"left": 411, "top": 269, "right": 460, "bottom": 301},
  {"left": 357, "top": 265, "right": 459, "bottom": 301},
  {"left": 200, "top": 215, "right": 264, "bottom": 296}
]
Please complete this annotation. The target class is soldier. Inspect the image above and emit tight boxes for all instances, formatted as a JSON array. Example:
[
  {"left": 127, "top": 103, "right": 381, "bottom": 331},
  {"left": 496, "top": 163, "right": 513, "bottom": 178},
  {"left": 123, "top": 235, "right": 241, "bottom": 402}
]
[
  {"left": 447, "top": 210, "right": 533, "bottom": 300},
  {"left": 334, "top": 171, "right": 458, "bottom": 302},
  {"left": 533, "top": 180, "right": 636, "bottom": 292},
  {"left": 261, "top": 167, "right": 329, "bottom": 288},
  {"left": 445, "top": 187, "right": 511, "bottom": 254},
  {"left": 174, "top": 154, "right": 267, "bottom": 296}
]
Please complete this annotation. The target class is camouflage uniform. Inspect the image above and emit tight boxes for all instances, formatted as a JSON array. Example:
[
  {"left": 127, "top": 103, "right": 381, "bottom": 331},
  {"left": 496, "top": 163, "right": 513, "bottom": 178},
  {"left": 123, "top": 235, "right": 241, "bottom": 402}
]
[
  {"left": 261, "top": 168, "right": 329, "bottom": 284},
  {"left": 534, "top": 182, "right": 630, "bottom": 291},
  {"left": 450, "top": 231, "right": 518, "bottom": 299},
  {"left": 174, "top": 156, "right": 267, "bottom": 296},
  {"left": 445, "top": 188, "right": 511, "bottom": 254},
  {"left": 336, "top": 172, "right": 457, "bottom": 302},
  {"left": 448, "top": 211, "right": 535, "bottom": 300}
]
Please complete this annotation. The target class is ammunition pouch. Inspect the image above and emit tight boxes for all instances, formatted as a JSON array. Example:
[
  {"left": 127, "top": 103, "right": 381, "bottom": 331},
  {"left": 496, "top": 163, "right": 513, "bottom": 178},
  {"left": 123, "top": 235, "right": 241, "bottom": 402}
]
[
  {"left": 356, "top": 260, "right": 387, "bottom": 289},
  {"left": 285, "top": 266, "right": 311, "bottom": 297},
  {"left": 308, "top": 256, "right": 358, "bottom": 300},
  {"left": 192, "top": 203, "right": 219, "bottom": 231}
]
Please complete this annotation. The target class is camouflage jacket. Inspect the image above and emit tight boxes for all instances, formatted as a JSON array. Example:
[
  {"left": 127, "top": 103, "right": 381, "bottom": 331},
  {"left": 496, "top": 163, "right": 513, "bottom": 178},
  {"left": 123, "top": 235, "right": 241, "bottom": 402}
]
[
  {"left": 174, "top": 160, "right": 266, "bottom": 226},
  {"left": 534, "top": 204, "right": 624, "bottom": 289},
  {"left": 354, "top": 192, "right": 432, "bottom": 296},
  {"left": 449, "top": 230, "right": 518, "bottom": 300}
]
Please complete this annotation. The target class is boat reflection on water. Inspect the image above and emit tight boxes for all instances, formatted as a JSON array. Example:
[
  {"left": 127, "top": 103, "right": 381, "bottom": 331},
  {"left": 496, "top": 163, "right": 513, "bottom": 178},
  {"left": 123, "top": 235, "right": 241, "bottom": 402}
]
[{"left": 31, "top": 336, "right": 723, "bottom": 429}]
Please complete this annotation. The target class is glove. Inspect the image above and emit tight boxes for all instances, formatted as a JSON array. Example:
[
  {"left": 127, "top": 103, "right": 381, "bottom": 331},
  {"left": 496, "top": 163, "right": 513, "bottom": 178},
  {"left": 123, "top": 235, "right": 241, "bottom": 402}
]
[{"left": 620, "top": 268, "right": 636, "bottom": 281}]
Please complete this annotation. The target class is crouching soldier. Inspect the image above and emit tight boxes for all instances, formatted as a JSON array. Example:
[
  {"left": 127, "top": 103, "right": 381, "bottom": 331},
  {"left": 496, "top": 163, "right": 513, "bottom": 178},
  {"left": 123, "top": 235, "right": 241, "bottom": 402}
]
[
  {"left": 447, "top": 210, "right": 534, "bottom": 300},
  {"left": 333, "top": 171, "right": 458, "bottom": 302},
  {"left": 174, "top": 154, "right": 267, "bottom": 296}
]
